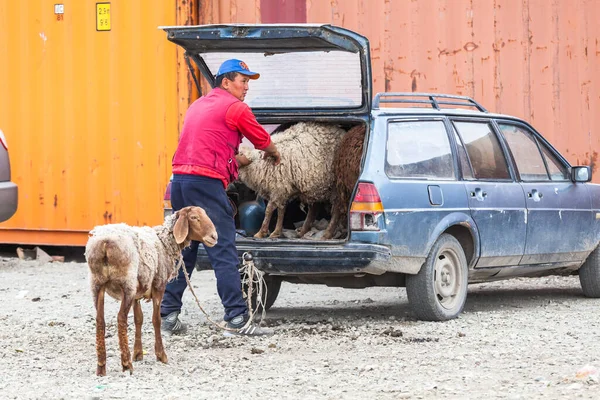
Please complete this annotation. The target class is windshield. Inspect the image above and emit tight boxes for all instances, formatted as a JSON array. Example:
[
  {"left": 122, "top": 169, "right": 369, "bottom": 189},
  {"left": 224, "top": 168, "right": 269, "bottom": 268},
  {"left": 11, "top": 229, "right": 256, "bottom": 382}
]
[{"left": 200, "top": 51, "right": 362, "bottom": 108}]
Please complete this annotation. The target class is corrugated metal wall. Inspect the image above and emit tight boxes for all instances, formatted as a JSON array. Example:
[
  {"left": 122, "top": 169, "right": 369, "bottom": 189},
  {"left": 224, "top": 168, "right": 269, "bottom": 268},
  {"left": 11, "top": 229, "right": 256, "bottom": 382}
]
[
  {"left": 1, "top": 0, "right": 598, "bottom": 246},
  {"left": 0, "top": 0, "right": 180, "bottom": 245},
  {"left": 202, "top": 0, "right": 600, "bottom": 173}
]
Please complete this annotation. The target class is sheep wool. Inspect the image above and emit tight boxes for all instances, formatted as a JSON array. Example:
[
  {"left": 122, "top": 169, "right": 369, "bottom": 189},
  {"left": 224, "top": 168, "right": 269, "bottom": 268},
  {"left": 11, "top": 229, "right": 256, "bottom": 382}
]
[
  {"left": 323, "top": 124, "right": 367, "bottom": 239},
  {"left": 85, "top": 213, "right": 190, "bottom": 301},
  {"left": 86, "top": 223, "right": 159, "bottom": 300},
  {"left": 239, "top": 122, "right": 346, "bottom": 208}
]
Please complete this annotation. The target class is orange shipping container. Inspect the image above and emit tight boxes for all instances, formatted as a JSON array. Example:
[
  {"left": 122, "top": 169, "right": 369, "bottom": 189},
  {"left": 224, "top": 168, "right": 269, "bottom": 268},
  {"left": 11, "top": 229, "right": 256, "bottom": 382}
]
[
  {"left": 0, "top": 0, "right": 198, "bottom": 245},
  {"left": 1, "top": 0, "right": 599, "bottom": 246}
]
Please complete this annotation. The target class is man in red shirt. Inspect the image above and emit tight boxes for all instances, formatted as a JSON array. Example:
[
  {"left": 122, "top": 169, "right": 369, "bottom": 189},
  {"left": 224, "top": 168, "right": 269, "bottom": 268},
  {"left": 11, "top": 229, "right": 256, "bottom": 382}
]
[{"left": 161, "top": 59, "right": 280, "bottom": 336}]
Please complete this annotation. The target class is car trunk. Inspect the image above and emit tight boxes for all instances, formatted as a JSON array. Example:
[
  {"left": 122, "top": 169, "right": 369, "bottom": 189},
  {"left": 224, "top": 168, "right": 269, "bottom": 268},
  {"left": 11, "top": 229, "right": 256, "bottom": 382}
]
[{"left": 161, "top": 24, "right": 372, "bottom": 245}]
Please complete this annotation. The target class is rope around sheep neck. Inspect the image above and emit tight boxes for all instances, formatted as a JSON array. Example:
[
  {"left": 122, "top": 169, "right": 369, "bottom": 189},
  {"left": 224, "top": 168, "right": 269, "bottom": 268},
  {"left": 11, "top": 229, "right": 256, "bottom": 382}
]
[{"left": 178, "top": 251, "right": 267, "bottom": 333}]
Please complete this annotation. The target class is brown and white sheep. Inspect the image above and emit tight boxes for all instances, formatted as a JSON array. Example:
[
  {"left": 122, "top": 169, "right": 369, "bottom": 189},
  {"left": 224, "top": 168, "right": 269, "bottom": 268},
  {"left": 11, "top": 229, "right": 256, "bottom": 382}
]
[
  {"left": 323, "top": 124, "right": 367, "bottom": 239},
  {"left": 238, "top": 121, "right": 346, "bottom": 238},
  {"left": 85, "top": 206, "right": 217, "bottom": 376}
]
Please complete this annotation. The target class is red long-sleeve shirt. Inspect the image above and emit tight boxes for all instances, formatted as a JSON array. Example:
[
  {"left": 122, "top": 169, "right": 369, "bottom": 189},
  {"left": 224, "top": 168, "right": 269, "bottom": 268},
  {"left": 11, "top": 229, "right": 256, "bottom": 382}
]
[{"left": 173, "top": 98, "right": 271, "bottom": 188}]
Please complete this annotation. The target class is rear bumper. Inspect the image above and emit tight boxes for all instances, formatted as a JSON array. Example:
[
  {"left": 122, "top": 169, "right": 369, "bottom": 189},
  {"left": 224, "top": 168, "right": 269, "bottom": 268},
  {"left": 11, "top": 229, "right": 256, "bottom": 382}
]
[
  {"left": 195, "top": 238, "right": 392, "bottom": 275},
  {"left": 0, "top": 181, "right": 17, "bottom": 222}
]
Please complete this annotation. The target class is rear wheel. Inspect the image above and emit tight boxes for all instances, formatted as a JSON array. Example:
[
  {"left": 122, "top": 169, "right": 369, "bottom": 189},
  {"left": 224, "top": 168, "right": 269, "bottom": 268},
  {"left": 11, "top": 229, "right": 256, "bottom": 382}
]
[
  {"left": 579, "top": 246, "right": 600, "bottom": 297},
  {"left": 406, "top": 234, "right": 468, "bottom": 321},
  {"left": 244, "top": 274, "right": 282, "bottom": 314}
]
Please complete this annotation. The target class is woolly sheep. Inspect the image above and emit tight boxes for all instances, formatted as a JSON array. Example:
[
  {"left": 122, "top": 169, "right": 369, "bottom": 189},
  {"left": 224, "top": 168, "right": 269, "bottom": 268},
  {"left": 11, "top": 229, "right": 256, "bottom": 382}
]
[
  {"left": 85, "top": 206, "right": 217, "bottom": 376},
  {"left": 323, "top": 124, "right": 366, "bottom": 240},
  {"left": 238, "top": 122, "right": 346, "bottom": 239}
]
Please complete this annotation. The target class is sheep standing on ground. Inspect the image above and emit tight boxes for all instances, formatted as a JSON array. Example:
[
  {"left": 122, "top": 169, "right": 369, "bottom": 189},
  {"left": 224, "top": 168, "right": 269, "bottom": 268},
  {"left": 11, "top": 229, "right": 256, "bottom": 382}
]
[
  {"left": 323, "top": 124, "right": 366, "bottom": 240},
  {"left": 238, "top": 122, "right": 346, "bottom": 238},
  {"left": 85, "top": 206, "right": 217, "bottom": 376}
]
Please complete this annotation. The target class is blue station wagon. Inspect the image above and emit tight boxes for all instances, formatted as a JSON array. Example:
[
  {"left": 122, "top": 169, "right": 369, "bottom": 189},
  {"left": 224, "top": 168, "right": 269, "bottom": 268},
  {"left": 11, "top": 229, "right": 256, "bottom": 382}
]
[{"left": 162, "top": 24, "right": 600, "bottom": 321}]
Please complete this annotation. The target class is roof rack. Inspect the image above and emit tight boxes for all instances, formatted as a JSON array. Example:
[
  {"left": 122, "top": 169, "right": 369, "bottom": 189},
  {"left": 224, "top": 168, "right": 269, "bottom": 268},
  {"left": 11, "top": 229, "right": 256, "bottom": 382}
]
[{"left": 373, "top": 92, "right": 487, "bottom": 112}]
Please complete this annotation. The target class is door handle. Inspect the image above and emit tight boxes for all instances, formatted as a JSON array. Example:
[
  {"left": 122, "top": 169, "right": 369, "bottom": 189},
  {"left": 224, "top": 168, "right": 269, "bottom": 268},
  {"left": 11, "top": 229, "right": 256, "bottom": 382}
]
[
  {"left": 470, "top": 188, "right": 487, "bottom": 201},
  {"left": 527, "top": 189, "right": 543, "bottom": 201}
]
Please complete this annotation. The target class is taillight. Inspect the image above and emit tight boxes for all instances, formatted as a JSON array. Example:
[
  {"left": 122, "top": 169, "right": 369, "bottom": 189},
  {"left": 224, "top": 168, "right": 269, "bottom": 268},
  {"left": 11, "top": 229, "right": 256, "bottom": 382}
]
[
  {"left": 0, "top": 129, "right": 8, "bottom": 150},
  {"left": 163, "top": 181, "right": 172, "bottom": 210},
  {"left": 350, "top": 182, "right": 384, "bottom": 231}
]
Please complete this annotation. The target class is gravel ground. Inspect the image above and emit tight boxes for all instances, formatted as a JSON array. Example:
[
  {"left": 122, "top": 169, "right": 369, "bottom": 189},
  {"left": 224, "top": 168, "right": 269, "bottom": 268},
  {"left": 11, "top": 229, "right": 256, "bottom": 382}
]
[{"left": 1, "top": 256, "right": 599, "bottom": 400}]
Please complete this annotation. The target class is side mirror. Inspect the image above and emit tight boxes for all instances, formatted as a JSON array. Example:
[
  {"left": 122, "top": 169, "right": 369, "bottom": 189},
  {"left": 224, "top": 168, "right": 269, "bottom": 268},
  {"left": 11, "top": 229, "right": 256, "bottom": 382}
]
[{"left": 572, "top": 166, "right": 592, "bottom": 182}]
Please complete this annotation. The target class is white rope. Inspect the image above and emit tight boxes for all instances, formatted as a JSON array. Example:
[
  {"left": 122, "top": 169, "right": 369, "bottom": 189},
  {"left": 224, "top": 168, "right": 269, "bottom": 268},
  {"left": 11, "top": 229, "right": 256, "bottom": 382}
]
[
  {"left": 179, "top": 251, "right": 267, "bottom": 332},
  {"left": 239, "top": 252, "right": 268, "bottom": 325}
]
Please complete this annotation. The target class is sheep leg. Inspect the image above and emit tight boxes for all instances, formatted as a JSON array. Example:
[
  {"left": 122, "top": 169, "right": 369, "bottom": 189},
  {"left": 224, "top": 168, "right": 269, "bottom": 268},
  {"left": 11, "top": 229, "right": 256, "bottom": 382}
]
[
  {"left": 117, "top": 292, "right": 134, "bottom": 374},
  {"left": 298, "top": 204, "right": 318, "bottom": 238},
  {"left": 93, "top": 284, "right": 107, "bottom": 377},
  {"left": 152, "top": 291, "right": 168, "bottom": 364},
  {"left": 255, "top": 201, "right": 277, "bottom": 238},
  {"left": 132, "top": 299, "right": 143, "bottom": 361},
  {"left": 269, "top": 204, "right": 287, "bottom": 238},
  {"left": 322, "top": 206, "right": 340, "bottom": 240}
]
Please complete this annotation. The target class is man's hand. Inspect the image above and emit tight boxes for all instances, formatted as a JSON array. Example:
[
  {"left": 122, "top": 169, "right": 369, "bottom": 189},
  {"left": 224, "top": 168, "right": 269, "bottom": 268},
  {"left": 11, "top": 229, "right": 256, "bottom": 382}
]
[
  {"left": 236, "top": 153, "right": 252, "bottom": 167},
  {"left": 261, "top": 142, "right": 281, "bottom": 166},
  {"left": 262, "top": 150, "right": 281, "bottom": 166}
]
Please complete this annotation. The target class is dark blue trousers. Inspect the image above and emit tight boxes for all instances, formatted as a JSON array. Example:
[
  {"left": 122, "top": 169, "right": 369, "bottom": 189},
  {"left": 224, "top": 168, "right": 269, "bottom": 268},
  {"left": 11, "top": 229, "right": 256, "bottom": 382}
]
[{"left": 160, "top": 174, "right": 247, "bottom": 322}]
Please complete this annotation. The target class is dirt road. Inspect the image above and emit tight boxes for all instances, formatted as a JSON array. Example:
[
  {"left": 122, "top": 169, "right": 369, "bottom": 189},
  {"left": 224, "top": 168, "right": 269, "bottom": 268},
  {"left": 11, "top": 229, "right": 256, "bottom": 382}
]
[{"left": 1, "top": 256, "right": 599, "bottom": 399}]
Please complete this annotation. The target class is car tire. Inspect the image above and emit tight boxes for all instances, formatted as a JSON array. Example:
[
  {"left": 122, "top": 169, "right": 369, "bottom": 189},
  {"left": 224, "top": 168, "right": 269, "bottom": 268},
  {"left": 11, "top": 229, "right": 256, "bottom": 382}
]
[
  {"left": 406, "top": 233, "right": 468, "bottom": 321},
  {"left": 579, "top": 246, "right": 600, "bottom": 297},
  {"left": 245, "top": 274, "right": 282, "bottom": 314}
]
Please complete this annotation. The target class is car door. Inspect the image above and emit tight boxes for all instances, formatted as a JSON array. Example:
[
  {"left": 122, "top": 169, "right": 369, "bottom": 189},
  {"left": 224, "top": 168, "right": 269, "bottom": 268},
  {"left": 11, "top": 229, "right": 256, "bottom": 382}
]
[
  {"left": 496, "top": 122, "right": 593, "bottom": 264},
  {"left": 451, "top": 120, "right": 527, "bottom": 267}
]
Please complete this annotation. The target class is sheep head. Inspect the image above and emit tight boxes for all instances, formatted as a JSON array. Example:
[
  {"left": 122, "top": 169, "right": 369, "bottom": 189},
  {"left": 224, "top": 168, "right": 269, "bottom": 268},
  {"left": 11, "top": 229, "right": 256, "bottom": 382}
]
[
  {"left": 173, "top": 206, "right": 218, "bottom": 247},
  {"left": 238, "top": 145, "right": 262, "bottom": 167}
]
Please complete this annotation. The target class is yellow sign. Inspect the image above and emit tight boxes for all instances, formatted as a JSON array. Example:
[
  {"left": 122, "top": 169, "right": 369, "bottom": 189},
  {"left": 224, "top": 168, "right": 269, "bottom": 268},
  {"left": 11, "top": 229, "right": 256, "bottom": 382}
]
[{"left": 96, "top": 3, "right": 111, "bottom": 31}]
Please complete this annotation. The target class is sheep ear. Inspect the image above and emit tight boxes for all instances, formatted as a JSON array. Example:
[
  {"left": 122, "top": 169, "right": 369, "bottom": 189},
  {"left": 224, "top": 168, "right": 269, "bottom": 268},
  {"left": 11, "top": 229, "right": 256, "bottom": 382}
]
[{"left": 173, "top": 209, "right": 189, "bottom": 244}]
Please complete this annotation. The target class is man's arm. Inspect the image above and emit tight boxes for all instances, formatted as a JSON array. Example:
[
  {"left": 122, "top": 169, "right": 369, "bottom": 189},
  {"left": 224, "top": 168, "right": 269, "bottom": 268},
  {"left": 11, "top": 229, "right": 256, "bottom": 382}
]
[{"left": 227, "top": 102, "right": 280, "bottom": 165}]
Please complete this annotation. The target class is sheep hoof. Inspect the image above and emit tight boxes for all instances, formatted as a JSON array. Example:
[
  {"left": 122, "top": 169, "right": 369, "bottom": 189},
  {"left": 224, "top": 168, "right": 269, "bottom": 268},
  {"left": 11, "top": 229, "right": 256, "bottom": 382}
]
[
  {"left": 122, "top": 362, "right": 133, "bottom": 374},
  {"left": 268, "top": 232, "right": 282, "bottom": 239},
  {"left": 254, "top": 231, "right": 268, "bottom": 238},
  {"left": 96, "top": 365, "right": 106, "bottom": 376},
  {"left": 133, "top": 351, "right": 143, "bottom": 362},
  {"left": 156, "top": 353, "right": 168, "bottom": 364}
]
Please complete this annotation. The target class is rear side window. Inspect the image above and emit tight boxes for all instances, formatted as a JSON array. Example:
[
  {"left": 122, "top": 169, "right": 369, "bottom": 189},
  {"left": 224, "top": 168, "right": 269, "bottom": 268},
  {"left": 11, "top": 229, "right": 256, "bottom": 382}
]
[
  {"left": 453, "top": 121, "right": 510, "bottom": 180},
  {"left": 385, "top": 120, "right": 455, "bottom": 180}
]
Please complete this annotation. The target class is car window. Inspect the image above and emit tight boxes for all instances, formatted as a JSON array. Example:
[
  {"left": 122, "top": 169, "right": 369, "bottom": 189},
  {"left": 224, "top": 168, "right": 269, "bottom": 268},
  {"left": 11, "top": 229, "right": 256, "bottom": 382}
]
[
  {"left": 540, "top": 143, "right": 570, "bottom": 181},
  {"left": 453, "top": 121, "right": 510, "bottom": 180},
  {"left": 498, "top": 124, "right": 552, "bottom": 181},
  {"left": 451, "top": 125, "right": 474, "bottom": 180},
  {"left": 201, "top": 51, "right": 362, "bottom": 108},
  {"left": 385, "top": 120, "right": 455, "bottom": 180}
]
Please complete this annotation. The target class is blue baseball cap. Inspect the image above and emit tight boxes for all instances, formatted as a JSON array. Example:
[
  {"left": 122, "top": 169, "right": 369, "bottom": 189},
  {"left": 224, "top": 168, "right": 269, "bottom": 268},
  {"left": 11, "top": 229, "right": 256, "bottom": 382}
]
[{"left": 216, "top": 59, "right": 260, "bottom": 79}]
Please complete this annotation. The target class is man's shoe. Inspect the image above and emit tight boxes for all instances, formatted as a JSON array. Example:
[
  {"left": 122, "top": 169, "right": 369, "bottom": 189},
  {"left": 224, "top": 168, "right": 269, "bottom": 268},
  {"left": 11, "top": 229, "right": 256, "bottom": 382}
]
[
  {"left": 161, "top": 311, "right": 187, "bottom": 335},
  {"left": 223, "top": 314, "right": 274, "bottom": 337}
]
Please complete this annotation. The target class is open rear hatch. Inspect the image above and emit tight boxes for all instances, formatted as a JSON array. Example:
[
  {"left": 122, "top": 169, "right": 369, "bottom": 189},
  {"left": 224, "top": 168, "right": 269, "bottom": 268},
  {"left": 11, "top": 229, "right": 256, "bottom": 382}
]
[{"left": 160, "top": 24, "right": 372, "bottom": 120}]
